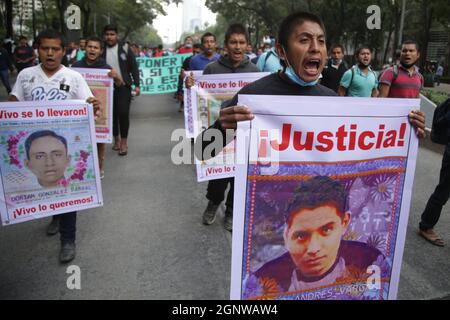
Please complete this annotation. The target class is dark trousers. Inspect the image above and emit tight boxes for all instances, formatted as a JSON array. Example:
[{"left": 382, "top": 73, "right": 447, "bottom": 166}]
[
  {"left": 0, "top": 69, "right": 11, "bottom": 94},
  {"left": 53, "top": 212, "right": 77, "bottom": 243},
  {"left": 113, "top": 85, "right": 132, "bottom": 138},
  {"left": 420, "top": 143, "right": 450, "bottom": 230},
  {"left": 206, "top": 178, "right": 234, "bottom": 208}
]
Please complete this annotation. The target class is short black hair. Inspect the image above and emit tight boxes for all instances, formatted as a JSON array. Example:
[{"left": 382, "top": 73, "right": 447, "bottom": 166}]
[
  {"left": 402, "top": 40, "right": 420, "bottom": 52},
  {"left": 201, "top": 32, "right": 216, "bottom": 44},
  {"left": 86, "top": 36, "right": 104, "bottom": 49},
  {"left": 225, "top": 24, "right": 249, "bottom": 44},
  {"left": 331, "top": 44, "right": 345, "bottom": 53},
  {"left": 193, "top": 43, "right": 202, "bottom": 50},
  {"left": 36, "top": 29, "right": 66, "bottom": 49},
  {"left": 277, "top": 11, "right": 326, "bottom": 51},
  {"left": 19, "top": 35, "right": 28, "bottom": 41},
  {"left": 355, "top": 46, "right": 372, "bottom": 57},
  {"left": 103, "top": 24, "right": 118, "bottom": 34},
  {"left": 25, "top": 130, "right": 68, "bottom": 160},
  {"left": 285, "top": 176, "right": 347, "bottom": 227}
]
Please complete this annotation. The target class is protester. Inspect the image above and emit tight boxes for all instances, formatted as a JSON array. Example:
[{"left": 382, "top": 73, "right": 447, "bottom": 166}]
[
  {"left": 338, "top": 46, "right": 378, "bottom": 97},
  {"left": 256, "top": 46, "right": 282, "bottom": 73},
  {"left": 73, "top": 36, "right": 124, "bottom": 178},
  {"left": 321, "top": 44, "right": 348, "bottom": 93},
  {"left": 435, "top": 64, "right": 444, "bottom": 86},
  {"left": 188, "top": 24, "right": 259, "bottom": 232},
  {"left": 189, "top": 33, "right": 220, "bottom": 71},
  {"left": 13, "top": 36, "right": 36, "bottom": 72},
  {"left": 75, "top": 38, "right": 87, "bottom": 62},
  {"left": 246, "top": 44, "right": 257, "bottom": 60},
  {"left": 196, "top": 12, "right": 426, "bottom": 235},
  {"left": 103, "top": 24, "right": 140, "bottom": 156},
  {"left": 176, "top": 43, "right": 202, "bottom": 112},
  {"left": 0, "top": 42, "right": 14, "bottom": 94},
  {"left": 177, "top": 36, "right": 194, "bottom": 54},
  {"left": 378, "top": 40, "right": 423, "bottom": 98},
  {"left": 8, "top": 29, "right": 101, "bottom": 263}
]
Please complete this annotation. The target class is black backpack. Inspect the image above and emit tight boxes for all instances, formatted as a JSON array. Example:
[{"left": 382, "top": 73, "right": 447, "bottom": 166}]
[{"left": 431, "top": 98, "right": 450, "bottom": 145}]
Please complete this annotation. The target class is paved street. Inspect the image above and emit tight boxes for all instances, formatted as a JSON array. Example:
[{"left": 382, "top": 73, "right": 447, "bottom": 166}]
[{"left": 0, "top": 91, "right": 449, "bottom": 300}]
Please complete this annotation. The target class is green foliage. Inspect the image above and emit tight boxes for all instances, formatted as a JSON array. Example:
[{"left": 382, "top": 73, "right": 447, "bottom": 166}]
[
  {"left": 128, "top": 25, "right": 163, "bottom": 47},
  {"left": 422, "top": 89, "right": 449, "bottom": 106}
]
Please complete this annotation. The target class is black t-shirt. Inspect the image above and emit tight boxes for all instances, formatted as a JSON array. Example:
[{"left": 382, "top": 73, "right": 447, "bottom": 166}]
[
  {"left": 13, "top": 45, "right": 34, "bottom": 66},
  {"left": 321, "top": 61, "right": 348, "bottom": 93},
  {"left": 224, "top": 72, "right": 337, "bottom": 108}
]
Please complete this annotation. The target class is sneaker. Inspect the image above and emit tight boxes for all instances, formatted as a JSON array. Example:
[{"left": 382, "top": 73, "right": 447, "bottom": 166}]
[
  {"left": 202, "top": 201, "right": 219, "bottom": 225},
  {"left": 100, "top": 170, "right": 105, "bottom": 179},
  {"left": 46, "top": 216, "right": 60, "bottom": 236},
  {"left": 59, "top": 242, "right": 76, "bottom": 263},
  {"left": 224, "top": 206, "right": 233, "bottom": 232}
]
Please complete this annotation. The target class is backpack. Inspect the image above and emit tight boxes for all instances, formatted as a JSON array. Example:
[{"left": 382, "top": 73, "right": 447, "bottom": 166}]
[
  {"left": 347, "top": 66, "right": 378, "bottom": 96},
  {"left": 431, "top": 98, "right": 450, "bottom": 145}
]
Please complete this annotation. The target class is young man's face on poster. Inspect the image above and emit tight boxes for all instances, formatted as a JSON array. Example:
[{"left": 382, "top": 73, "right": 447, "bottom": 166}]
[
  {"left": 26, "top": 136, "right": 71, "bottom": 188},
  {"left": 284, "top": 205, "right": 350, "bottom": 277}
]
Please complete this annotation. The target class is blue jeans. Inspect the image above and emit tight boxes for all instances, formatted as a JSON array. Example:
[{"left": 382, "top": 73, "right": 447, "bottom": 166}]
[{"left": 0, "top": 69, "right": 11, "bottom": 94}]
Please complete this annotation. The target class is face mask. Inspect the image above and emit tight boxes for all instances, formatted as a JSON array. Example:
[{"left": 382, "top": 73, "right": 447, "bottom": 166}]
[
  {"left": 264, "top": 48, "right": 271, "bottom": 53},
  {"left": 331, "top": 58, "right": 342, "bottom": 65},
  {"left": 282, "top": 47, "right": 319, "bottom": 87},
  {"left": 185, "top": 43, "right": 193, "bottom": 49}
]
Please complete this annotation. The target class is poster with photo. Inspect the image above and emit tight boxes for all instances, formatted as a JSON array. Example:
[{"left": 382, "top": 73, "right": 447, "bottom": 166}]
[
  {"left": 184, "top": 70, "right": 203, "bottom": 139},
  {"left": 0, "top": 101, "right": 103, "bottom": 226},
  {"left": 231, "top": 95, "right": 420, "bottom": 300},
  {"left": 191, "top": 73, "right": 269, "bottom": 182},
  {"left": 72, "top": 68, "right": 114, "bottom": 143}
]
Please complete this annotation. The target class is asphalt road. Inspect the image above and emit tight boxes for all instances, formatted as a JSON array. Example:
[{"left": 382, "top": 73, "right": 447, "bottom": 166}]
[{"left": 0, "top": 92, "right": 449, "bottom": 300}]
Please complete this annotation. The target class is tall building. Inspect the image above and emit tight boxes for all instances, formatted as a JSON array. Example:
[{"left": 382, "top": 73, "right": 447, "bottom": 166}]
[
  {"left": 13, "top": 0, "right": 41, "bottom": 21},
  {"left": 182, "top": 0, "right": 203, "bottom": 33}
]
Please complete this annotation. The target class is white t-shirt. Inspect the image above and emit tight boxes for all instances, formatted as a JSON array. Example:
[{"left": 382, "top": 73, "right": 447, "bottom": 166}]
[
  {"left": 10, "top": 64, "right": 93, "bottom": 102},
  {"left": 106, "top": 44, "right": 124, "bottom": 81}
]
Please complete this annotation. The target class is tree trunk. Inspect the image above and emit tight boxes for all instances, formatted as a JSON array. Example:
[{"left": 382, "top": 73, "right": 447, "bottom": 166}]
[
  {"left": 40, "top": 0, "right": 50, "bottom": 27},
  {"left": 5, "top": 0, "right": 13, "bottom": 38},
  {"left": 82, "top": 3, "right": 91, "bottom": 37},
  {"left": 383, "top": 27, "right": 394, "bottom": 64},
  {"left": 56, "top": 0, "right": 68, "bottom": 35}
]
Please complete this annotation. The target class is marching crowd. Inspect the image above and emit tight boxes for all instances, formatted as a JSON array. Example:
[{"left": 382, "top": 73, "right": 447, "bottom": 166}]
[{"left": 0, "top": 10, "right": 448, "bottom": 268}]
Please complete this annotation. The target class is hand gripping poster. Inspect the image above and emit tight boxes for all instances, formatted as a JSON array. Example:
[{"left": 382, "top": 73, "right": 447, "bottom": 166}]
[
  {"left": 191, "top": 73, "right": 269, "bottom": 182},
  {"left": 72, "top": 68, "right": 114, "bottom": 143},
  {"left": 0, "top": 101, "right": 103, "bottom": 226},
  {"left": 231, "top": 95, "right": 420, "bottom": 300}
]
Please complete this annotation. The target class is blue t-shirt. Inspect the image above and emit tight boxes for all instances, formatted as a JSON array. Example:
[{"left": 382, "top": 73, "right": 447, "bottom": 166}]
[
  {"left": 340, "top": 66, "right": 378, "bottom": 97},
  {"left": 189, "top": 53, "right": 220, "bottom": 71}
]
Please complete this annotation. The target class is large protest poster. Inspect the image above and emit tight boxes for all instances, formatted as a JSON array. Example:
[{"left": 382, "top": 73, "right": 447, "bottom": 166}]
[
  {"left": 184, "top": 70, "right": 203, "bottom": 139},
  {"left": 137, "top": 54, "right": 191, "bottom": 95},
  {"left": 231, "top": 95, "right": 420, "bottom": 300},
  {"left": 0, "top": 101, "right": 103, "bottom": 226},
  {"left": 72, "top": 68, "right": 113, "bottom": 143},
  {"left": 192, "top": 73, "right": 269, "bottom": 182}
]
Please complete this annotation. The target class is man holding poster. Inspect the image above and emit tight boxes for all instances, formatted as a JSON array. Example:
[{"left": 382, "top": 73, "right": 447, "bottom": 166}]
[
  {"left": 188, "top": 24, "right": 259, "bottom": 231},
  {"left": 196, "top": 12, "right": 426, "bottom": 299},
  {"left": 8, "top": 29, "right": 101, "bottom": 263},
  {"left": 73, "top": 36, "right": 122, "bottom": 178}
]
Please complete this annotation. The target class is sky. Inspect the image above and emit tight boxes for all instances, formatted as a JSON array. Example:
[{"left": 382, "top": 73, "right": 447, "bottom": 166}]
[{"left": 153, "top": 0, "right": 217, "bottom": 45}]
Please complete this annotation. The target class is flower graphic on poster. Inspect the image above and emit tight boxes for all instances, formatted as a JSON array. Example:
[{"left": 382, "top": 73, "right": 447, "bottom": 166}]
[
  {"left": 369, "top": 175, "right": 396, "bottom": 202},
  {"left": 58, "top": 145, "right": 95, "bottom": 187},
  {"left": 0, "top": 131, "right": 27, "bottom": 168}
]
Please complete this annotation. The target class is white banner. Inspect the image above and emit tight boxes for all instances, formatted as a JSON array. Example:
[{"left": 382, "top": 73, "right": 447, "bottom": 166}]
[
  {"left": 0, "top": 101, "right": 103, "bottom": 226},
  {"left": 231, "top": 95, "right": 420, "bottom": 300}
]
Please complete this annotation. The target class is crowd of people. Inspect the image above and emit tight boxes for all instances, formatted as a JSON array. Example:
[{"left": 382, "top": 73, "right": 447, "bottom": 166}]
[{"left": 0, "top": 9, "right": 448, "bottom": 270}]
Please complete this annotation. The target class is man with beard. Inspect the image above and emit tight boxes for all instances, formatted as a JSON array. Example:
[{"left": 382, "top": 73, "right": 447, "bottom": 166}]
[
  {"left": 338, "top": 46, "right": 378, "bottom": 97},
  {"left": 103, "top": 24, "right": 140, "bottom": 156}
]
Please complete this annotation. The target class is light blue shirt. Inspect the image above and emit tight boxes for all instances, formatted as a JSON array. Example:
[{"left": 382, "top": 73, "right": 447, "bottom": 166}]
[
  {"left": 256, "top": 48, "right": 282, "bottom": 73},
  {"left": 340, "top": 66, "right": 378, "bottom": 97}
]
